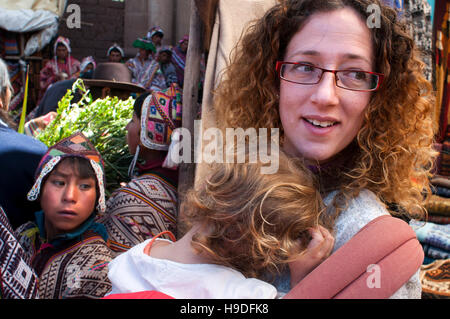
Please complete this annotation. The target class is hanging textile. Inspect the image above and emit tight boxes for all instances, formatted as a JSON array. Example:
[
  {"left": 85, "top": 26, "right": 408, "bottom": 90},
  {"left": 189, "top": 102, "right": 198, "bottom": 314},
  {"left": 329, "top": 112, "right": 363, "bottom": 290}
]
[
  {"left": 435, "top": 1, "right": 449, "bottom": 143},
  {"left": 404, "top": 0, "right": 434, "bottom": 83}
]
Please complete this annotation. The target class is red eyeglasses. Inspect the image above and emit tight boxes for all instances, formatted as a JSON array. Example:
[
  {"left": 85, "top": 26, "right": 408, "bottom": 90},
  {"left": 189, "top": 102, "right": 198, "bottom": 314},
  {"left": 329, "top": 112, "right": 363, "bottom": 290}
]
[{"left": 276, "top": 61, "right": 384, "bottom": 92}]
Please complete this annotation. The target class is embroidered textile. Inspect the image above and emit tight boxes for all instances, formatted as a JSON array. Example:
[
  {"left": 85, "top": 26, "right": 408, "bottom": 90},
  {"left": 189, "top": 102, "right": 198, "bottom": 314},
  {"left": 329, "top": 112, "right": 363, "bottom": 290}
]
[
  {"left": 96, "top": 173, "right": 178, "bottom": 256},
  {"left": 16, "top": 222, "right": 112, "bottom": 299},
  {"left": 0, "top": 207, "right": 38, "bottom": 299},
  {"left": 140, "top": 84, "right": 183, "bottom": 151},
  {"left": 420, "top": 258, "right": 450, "bottom": 298},
  {"left": 126, "top": 55, "right": 153, "bottom": 86},
  {"left": 404, "top": 0, "right": 433, "bottom": 82},
  {"left": 410, "top": 220, "right": 450, "bottom": 252}
]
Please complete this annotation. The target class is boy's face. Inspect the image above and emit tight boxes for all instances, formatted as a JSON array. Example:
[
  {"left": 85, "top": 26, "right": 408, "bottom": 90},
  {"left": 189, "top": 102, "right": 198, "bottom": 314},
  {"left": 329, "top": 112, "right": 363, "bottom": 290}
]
[
  {"left": 158, "top": 51, "right": 171, "bottom": 64},
  {"left": 109, "top": 51, "right": 122, "bottom": 62},
  {"left": 41, "top": 159, "right": 97, "bottom": 239}
]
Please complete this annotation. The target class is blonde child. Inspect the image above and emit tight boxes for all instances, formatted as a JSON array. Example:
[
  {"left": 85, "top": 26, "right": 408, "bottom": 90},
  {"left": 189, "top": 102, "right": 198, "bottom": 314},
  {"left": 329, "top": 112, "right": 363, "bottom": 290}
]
[{"left": 107, "top": 151, "right": 334, "bottom": 298}]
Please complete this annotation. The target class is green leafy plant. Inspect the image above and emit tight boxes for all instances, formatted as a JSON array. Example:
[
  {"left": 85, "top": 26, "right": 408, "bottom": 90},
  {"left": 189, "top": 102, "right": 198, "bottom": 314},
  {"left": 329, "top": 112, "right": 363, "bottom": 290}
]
[{"left": 36, "top": 79, "right": 134, "bottom": 195}]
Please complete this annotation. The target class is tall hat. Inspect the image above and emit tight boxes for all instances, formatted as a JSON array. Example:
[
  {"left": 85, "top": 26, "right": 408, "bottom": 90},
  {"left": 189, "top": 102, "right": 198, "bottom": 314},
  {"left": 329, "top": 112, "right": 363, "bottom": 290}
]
[{"left": 27, "top": 132, "right": 107, "bottom": 213}]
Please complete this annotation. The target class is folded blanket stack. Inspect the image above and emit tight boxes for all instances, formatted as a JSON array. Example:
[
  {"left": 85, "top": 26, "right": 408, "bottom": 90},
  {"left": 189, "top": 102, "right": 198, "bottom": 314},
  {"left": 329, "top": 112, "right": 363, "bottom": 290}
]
[{"left": 409, "top": 220, "right": 450, "bottom": 299}]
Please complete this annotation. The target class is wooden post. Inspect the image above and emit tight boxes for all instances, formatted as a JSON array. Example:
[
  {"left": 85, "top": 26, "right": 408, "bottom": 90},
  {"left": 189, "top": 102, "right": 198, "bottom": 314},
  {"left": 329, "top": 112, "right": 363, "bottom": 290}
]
[{"left": 177, "top": 0, "right": 203, "bottom": 233}]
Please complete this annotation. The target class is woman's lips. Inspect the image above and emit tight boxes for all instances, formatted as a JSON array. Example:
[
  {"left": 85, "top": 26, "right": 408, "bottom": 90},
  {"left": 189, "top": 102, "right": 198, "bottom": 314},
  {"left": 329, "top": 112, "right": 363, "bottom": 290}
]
[{"left": 302, "top": 117, "right": 339, "bottom": 135}]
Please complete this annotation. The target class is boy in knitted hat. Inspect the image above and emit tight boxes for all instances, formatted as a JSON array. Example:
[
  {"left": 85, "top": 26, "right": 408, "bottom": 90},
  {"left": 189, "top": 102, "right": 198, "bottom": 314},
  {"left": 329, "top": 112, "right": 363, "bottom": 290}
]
[{"left": 15, "top": 132, "right": 113, "bottom": 299}]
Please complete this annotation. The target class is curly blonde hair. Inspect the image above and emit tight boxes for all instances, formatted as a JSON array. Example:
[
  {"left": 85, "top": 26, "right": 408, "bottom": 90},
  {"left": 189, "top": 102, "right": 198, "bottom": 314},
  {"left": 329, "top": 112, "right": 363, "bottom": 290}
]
[
  {"left": 180, "top": 151, "right": 326, "bottom": 279},
  {"left": 214, "top": 0, "right": 437, "bottom": 219}
]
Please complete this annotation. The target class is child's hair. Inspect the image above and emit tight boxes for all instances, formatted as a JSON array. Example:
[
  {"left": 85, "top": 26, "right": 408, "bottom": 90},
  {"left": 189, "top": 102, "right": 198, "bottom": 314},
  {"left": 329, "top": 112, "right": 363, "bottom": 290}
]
[{"left": 181, "top": 151, "right": 327, "bottom": 280}]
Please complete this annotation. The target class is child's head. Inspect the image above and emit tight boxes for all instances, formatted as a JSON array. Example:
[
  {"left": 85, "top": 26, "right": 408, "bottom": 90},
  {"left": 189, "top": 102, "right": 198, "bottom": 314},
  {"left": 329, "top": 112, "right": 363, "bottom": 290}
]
[
  {"left": 40, "top": 157, "right": 98, "bottom": 238},
  {"left": 181, "top": 151, "right": 326, "bottom": 279},
  {"left": 27, "top": 132, "right": 106, "bottom": 237}
]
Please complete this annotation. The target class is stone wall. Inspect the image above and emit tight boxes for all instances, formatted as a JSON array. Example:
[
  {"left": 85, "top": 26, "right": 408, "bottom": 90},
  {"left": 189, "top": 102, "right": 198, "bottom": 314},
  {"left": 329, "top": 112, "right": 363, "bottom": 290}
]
[
  {"left": 53, "top": 0, "right": 191, "bottom": 62},
  {"left": 58, "top": 0, "right": 125, "bottom": 63}
]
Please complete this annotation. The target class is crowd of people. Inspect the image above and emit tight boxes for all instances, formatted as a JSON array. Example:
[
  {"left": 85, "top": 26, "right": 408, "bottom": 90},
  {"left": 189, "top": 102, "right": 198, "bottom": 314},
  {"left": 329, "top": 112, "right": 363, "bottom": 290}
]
[{"left": 0, "top": 0, "right": 446, "bottom": 300}]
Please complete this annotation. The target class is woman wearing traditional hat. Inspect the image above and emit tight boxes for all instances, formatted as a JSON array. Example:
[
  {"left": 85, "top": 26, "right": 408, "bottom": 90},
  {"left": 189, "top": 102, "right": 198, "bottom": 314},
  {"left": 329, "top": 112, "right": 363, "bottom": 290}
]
[
  {"left": 79, "top": 56, "right": 96, "bottom": 79},
  {"left": 147, "top": 26, "right": 164, "bottom": 51},
  {"left": 39, "top": 36, "right": 80, "bottom": 102},
  {"left": 96, "top": 84, "right": 182, "bottom": 256},
  {"left": 125, "top": 37, "right": 156, "bottom": 87},
  {"left": 171, "top": 35, "right": 188, "bottom": 87}
]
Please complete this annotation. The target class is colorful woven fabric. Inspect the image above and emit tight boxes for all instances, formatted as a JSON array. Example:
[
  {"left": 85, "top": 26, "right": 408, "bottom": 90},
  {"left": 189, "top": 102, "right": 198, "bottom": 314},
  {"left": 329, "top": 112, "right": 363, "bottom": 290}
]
[
  {"left": 96, "top": 171, "right": 178, "bottom": 257},
  {"left": 26, "top": 132, "right": 106, "bottom": 213},
  {"left": 171, "top": 36, "right": 188, "bottom": 86},
  {"left": 24, "top": 112, "right": 57, "bottom": 138},
  {"left": 425, "top": 194, "right": 450, "bottom": 216},
  {"left": 126, "top": 54, "right": 153, "bottom": 86},
  {"left": 423, "top": 244, "right": 450, "bottom": 260},
  {"left": 0, "top": 207, "right": 38, "bottom": 299},
  {"left": 410, "top": 220, "right": 450, "bottom": 252},
  {"left": 16, "top": 220, "right": 112, "bottom": 299},
  {"left": 420, "top": 259, "right": 450, "bottom": 299},
  {"left": 140, "top": 83, "right": 182, "bottom": 151},
  {"left": 427, "top": 214, "right": 450, "bottom": 224}
]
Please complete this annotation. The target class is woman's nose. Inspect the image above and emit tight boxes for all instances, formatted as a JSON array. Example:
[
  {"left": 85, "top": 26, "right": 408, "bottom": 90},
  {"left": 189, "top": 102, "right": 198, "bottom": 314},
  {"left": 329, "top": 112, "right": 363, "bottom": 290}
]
[{"left": 310, "top": 72, "right": 340, "bottom": 107}]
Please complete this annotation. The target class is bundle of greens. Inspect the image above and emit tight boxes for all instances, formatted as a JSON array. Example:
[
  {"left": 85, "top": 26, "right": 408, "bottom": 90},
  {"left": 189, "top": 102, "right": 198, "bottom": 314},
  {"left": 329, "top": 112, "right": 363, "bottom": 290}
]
[{"left": 37, "top": 79, "right": 135, "bottom": 195}]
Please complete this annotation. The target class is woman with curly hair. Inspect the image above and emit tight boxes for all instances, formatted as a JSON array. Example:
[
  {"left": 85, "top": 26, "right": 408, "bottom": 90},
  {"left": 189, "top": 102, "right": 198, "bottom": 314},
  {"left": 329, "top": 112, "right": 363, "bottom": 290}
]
[{"left": 214, "top": 0, "right": 437, "bottom": 298}]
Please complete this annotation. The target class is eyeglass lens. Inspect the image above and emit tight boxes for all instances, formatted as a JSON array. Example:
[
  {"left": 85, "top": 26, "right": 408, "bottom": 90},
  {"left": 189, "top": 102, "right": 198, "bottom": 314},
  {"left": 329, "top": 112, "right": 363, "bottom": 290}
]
[{"left": 280, "top": 63, "right": 379, "bottom": 90}]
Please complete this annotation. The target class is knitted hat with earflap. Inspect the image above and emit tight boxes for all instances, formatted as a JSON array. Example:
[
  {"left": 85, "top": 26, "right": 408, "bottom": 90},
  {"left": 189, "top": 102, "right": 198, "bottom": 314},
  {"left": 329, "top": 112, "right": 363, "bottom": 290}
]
[
  {"left": 128, "top": 83, "right": 183, "bottom": 177},
  {"left": 27, "top": 132, "right": 106, "bottom": 214},
  {"left": 53, "top": 36, "right": 73, "bottom": 75}
]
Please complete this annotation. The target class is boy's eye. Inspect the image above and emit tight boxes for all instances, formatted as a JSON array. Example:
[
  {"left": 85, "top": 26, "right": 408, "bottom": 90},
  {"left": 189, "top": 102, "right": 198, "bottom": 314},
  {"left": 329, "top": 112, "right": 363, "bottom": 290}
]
[
  {"left": 51, "top": 180, "right": 65, "bottom": 186},
  {"left": 80, "top": 183, "right": 93, "bottom": 190}
]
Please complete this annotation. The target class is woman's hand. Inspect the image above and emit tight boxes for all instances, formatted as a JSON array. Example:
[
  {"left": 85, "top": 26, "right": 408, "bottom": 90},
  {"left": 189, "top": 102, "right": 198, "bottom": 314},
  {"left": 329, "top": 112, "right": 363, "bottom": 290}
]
[{"left": 288, "top": 225, "right": 335, "bottom": 287}]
